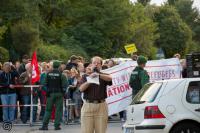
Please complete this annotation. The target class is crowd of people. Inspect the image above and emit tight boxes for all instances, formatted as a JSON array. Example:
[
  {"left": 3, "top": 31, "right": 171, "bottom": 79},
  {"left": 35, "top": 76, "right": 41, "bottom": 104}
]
[
  {"left": 0, "top": 54, "right": 121, "bottom": 125},
  {"left": 0, "top": 53, "right": 187, "bottom": 132}
]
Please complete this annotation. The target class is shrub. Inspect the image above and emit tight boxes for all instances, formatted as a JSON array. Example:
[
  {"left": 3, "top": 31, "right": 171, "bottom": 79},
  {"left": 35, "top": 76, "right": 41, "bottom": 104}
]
[{"left": 0, "top": 47, "right": 9, "bottom": 62}]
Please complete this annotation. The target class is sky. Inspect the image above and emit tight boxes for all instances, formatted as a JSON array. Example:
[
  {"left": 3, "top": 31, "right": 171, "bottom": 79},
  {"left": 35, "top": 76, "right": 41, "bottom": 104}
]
[{"left": 131, "top": 0, "right": 200, "bottom": 11}]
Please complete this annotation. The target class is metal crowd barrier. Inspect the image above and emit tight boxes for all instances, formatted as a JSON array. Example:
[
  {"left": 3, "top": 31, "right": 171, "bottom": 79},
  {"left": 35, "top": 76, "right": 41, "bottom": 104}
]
[
  {"left": 0, "top": 85, "right": 41, "bottom": 126},
  {"left": 0, "top": 85, "right": 77, "bottom": 126},
  {"left": 64, "top": 99, "right": 76, "bottom": 125}
]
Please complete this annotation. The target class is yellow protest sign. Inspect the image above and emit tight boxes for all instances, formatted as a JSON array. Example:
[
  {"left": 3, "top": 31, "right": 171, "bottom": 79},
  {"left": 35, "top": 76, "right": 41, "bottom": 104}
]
[{"left": 124, "top": 43, "right": 137, "bottom": 54}]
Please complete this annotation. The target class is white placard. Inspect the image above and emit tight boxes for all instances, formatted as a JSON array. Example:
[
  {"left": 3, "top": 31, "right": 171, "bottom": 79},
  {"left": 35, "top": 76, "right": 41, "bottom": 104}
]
[{"left": 102, "top": 58, "right": 182, "bottom": 115}]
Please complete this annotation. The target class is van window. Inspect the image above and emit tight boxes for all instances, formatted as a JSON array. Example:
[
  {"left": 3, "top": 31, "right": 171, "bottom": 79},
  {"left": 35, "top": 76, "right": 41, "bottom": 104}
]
[
  {"left": 131, "top": 83, "right": 162, "bottom": 105},
  {"left": 186, "top": 81, "right": 200, "bottom": 104}
]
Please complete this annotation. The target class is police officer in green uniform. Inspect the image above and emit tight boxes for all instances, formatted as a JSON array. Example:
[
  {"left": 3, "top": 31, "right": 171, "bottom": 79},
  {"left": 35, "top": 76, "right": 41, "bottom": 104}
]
[
  {"left": 39, "top": 61, "right": 67, "bottom": 130},
  {"left": 129, "top": 55, "right": 149, "bottom": 98}
]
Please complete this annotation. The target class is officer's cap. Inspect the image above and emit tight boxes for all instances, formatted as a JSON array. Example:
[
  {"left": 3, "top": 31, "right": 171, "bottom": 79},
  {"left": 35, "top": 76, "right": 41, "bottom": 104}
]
[
  {"left": 137, "top": 55, "right": 147, "bottom": 65},
  {"left": 53, "top": 60, "right": 61, "bottom": 68}
]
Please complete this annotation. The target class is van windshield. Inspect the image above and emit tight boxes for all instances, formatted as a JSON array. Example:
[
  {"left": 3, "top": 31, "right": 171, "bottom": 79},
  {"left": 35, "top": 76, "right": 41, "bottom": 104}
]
[{"left": 131, "top": 83, "right": 162, "bottom": 105}]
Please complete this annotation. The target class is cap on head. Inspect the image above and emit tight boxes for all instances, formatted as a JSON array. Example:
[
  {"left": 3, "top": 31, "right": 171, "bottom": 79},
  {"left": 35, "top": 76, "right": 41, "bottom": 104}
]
[
  {"left": 53, "top": 60, "right": 61, "bottom": 68},
  {"left": 137, "top": 55, "right": 147, "bottom": 65}
]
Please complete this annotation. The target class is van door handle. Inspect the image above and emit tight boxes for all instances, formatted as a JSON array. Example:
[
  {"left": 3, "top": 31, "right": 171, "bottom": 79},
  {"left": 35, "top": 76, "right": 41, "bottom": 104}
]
[
  {"left": 131, "top": 107, "right": 134, "bottom": 113},
  {"left": 195, "top": 108, "right": 200, "bottom": 112}
]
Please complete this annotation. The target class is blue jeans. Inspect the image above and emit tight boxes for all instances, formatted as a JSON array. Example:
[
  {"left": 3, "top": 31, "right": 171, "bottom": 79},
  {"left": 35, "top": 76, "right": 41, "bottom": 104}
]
[
  {"left": 1, "top": 93, "right": 17, "bottom": 122},
  {"left": 21, "top": 95, "right": 30, "bottom": 123}
]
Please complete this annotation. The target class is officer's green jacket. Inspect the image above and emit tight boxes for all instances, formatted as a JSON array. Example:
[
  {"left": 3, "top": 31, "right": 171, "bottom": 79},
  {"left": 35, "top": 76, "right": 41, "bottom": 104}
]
[
  {"left": 41, "top": 69, "right": 67, "bottom": 128},
  {"left": 129, "top": 66, "right": 149, "bottom": 91},
  {"left": 43, "top": 69, "right": 67, "bottom": 93}
]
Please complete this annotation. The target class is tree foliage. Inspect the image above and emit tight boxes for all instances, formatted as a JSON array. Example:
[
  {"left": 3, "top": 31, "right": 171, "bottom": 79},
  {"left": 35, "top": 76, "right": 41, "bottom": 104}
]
[
  {"left": 130, "top": 4, "right": 159, "bottom": 58},
  {"left": 64, "top": 0, "right": 134, "bottom": 57},
  {"left": 37, "top": 44, "right": 70, "bottom": 62},
  {"left": 0, "top": 0, "right": 198, "bottom": 61},
  {"left": 11, "top": 21, "right": 39, "bottom": 57},
  {"left": 29, "top": 0, "right": 137, "bottom": 58},
  {"left": 172, "top": 0, "right": 200, "bottom": 43},
  {"left": 0, "top": 46, "right": 9, "bottom": 62},
  {"left": 0, "top": 26, "right": 7, "bottom": 40},
  {"left": 154, "top": 6, "right": 192, "bottom": 57}
]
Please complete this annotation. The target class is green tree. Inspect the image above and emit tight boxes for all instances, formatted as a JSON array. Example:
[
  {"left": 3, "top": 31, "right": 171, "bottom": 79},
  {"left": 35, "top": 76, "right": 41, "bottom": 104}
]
[
  {"left": 0, "top": 0, "right": 40, "bottom": 61},
  {"left": 37, "top": 44, "right": 69, "bottom": 62},
  {"left": 0, "top": 47, "right": 9, "bottom": 62},
  {"left": 173, "top": 0, "right": 200, "bottom": 43},
  {"left": 0, "top": 26, "right": 7, "bottom": 40},
  {"left": 130, "top": 4, "right": 159, "bottom": 58},
  {"left": 62, "top": 0, "right": 134, "bottom": 58},
  {"left": 0, "top": 0, "right": 40, "bottom": 25},
  {"left": 37, "top": 41, "right": 88, "bottom": 62},
  {"left": 154, "top": 6, "right": 192, "bottom": 57},
  {"left": 11, "top": 21, "right": 39, "bottom": 57},
  {"left": 0, "top": 0, "right": 161, "bottom": 60}
]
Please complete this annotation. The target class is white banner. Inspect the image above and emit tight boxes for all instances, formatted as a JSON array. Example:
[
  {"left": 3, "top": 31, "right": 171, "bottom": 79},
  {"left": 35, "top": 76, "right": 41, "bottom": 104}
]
[{"left": 102, "top": 58, "right": 182, "bottom": 115}]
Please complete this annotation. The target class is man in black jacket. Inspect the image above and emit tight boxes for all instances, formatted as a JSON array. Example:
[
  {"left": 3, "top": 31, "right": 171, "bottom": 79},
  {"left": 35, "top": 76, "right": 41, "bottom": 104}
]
[{"left": 0, "top": 62, "right": 19, "bottom": 122}]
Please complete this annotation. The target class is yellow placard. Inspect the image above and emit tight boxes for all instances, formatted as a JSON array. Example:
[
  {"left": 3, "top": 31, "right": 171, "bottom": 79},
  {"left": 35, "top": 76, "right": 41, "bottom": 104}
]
[{"left": 124, "top": 43, "right": 137, "bottom": 54}]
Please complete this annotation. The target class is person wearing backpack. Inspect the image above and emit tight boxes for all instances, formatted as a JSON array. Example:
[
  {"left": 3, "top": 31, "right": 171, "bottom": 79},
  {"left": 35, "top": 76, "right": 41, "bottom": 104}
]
[{"left": 129, "top": 55, "right": 150, "bottom": 99}]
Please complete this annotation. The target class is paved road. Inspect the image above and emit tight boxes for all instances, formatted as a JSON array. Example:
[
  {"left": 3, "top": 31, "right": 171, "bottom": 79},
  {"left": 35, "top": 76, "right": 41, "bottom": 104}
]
[{"left": 0, "top": 122, "right": 124, "bottom": 133}]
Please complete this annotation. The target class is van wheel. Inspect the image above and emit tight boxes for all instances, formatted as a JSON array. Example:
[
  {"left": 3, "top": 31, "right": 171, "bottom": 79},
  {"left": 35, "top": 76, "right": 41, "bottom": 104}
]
[{"left": 170, "top": 123, "right": 200, "bottom": 133}]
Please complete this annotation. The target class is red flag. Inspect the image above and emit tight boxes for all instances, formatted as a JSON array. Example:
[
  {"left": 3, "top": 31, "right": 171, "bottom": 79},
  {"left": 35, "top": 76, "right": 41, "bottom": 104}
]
[{"left": 31, "top": 51, "right": 40, "bottom": 84}]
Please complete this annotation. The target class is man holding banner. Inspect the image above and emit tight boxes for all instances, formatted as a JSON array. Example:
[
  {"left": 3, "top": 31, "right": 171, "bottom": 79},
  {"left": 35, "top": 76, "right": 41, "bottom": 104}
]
[{"left": 129, "top": 55, "right": 149, "bottom": 98}]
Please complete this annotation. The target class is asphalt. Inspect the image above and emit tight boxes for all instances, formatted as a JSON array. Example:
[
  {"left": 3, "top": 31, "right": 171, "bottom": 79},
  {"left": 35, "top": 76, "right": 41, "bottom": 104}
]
[
  {"left": 0, "top": 122, "right": 123, "bottom": 133},
  {"left": 0, "top": 116, "right": 124, "bottom": 133}
]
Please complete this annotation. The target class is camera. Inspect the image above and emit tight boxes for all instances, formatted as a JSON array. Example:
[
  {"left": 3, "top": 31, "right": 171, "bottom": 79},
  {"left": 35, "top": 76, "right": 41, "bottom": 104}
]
[
  {"left": 93, "top": 67, "right": 100, "bottom": 73},
  {"left": 186, "top": 52, "right": 200, "bottom": 78}
]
